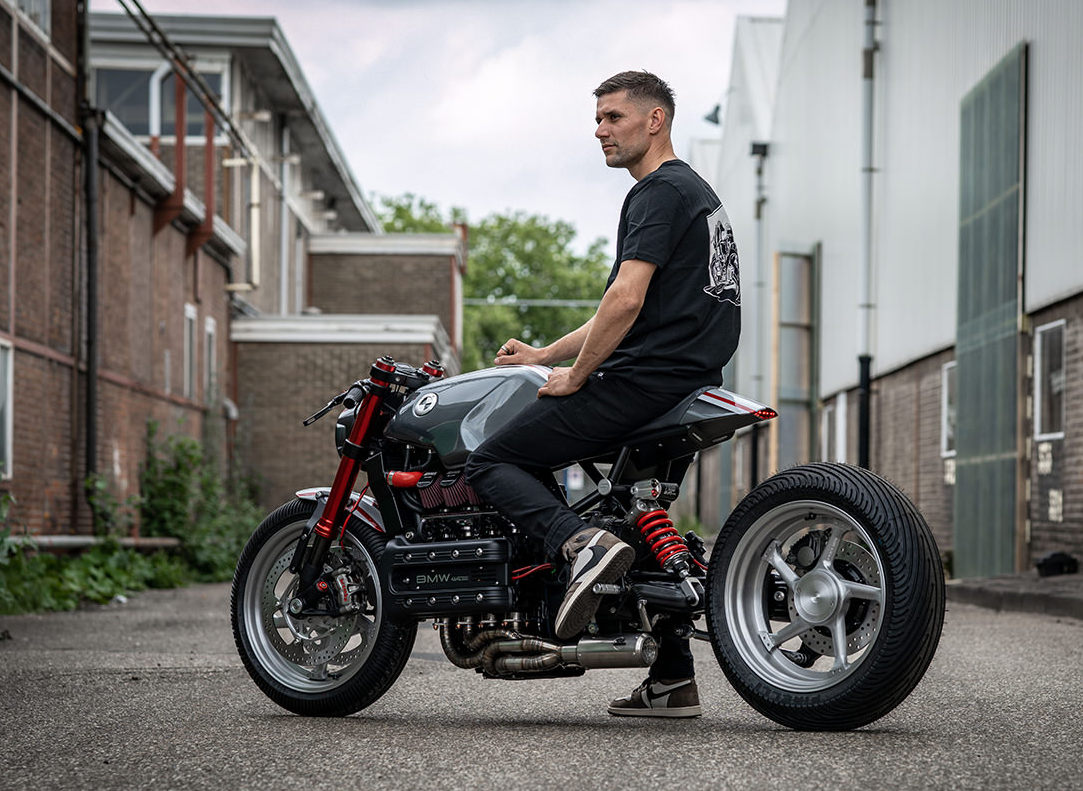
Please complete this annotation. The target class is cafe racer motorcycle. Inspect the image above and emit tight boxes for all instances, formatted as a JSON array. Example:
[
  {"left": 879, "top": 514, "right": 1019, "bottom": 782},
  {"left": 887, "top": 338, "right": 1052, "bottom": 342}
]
[{"left": 231, "top": 356, "right": 945, "bottom": 731}]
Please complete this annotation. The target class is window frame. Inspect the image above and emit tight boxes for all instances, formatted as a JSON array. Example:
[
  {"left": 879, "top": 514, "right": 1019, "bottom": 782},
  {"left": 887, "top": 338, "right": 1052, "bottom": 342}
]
[
  {"left": 183, "top": 304, "right": 198, "bottom": 400},
  {"left": 1034, "top": 319, "right": 1067, "bottom": 441},
  {"left": 204, "top": 316, "right": 218, "bottom": 402},
  {"left": 941, "top": 361, "right": 957, "bottom": 458},
  {"left": 90, "top": 54, "right": 232, "bottom": 145},
  {"left": 0, "top": 339, "right": 12, "bottom": 480},
  {"left": 16, "top": 0, "right": 50, "bottom": 40}
]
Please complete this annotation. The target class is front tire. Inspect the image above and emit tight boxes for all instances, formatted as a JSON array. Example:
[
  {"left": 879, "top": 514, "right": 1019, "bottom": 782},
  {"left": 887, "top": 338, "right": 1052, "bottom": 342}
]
[
  {"left": 231, "top": 498, "right": 417, "bottom": 716},
  {"left": 706, "top": 463, "right": 944, "bottom": 730}
]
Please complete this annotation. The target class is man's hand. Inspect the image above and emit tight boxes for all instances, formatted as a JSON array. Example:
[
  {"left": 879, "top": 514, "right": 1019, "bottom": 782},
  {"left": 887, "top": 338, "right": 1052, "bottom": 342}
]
[
  {"left": 537, "top": 366, "right": 587, "bottom": 398},
  {"left": 494, "top": 338, "right": 546, "bottom": 366}
]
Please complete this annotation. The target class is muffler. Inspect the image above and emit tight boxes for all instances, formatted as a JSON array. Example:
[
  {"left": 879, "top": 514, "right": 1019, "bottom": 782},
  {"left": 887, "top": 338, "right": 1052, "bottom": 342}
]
[{"left": 559, "top": 633, "right": 658, "bottom": 668}]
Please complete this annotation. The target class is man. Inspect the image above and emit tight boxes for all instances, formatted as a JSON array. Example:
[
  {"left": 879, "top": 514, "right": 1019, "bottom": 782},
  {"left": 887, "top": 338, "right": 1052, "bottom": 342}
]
[{"left": 464, "top": 71, "right": 740, "bottom": 718}]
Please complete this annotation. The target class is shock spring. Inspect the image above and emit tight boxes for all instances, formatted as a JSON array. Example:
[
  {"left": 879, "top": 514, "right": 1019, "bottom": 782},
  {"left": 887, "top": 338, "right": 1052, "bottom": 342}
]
[{"left": 636, "top": 508, "right": 691, "bottom": 570}]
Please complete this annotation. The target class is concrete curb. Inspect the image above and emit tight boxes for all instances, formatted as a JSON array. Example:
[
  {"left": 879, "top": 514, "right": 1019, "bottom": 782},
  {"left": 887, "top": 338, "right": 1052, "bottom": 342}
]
[{"left": 946, "top": 572, "right": 1083, "bottom": 621}]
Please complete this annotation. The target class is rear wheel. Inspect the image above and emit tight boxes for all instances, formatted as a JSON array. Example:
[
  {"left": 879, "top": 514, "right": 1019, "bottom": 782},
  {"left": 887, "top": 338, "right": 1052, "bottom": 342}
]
[
  {"left": 231, "top": 498, "right": 416, "bottom": 716},
  {"left": 706, "top": 463, "right": 944, "bottom": 730}
]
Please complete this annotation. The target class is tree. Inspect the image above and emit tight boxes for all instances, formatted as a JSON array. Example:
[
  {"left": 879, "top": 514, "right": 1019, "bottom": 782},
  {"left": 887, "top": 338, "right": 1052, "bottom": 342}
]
[{"left": 374, "top": 194, "right": 611, "bottom": 372}]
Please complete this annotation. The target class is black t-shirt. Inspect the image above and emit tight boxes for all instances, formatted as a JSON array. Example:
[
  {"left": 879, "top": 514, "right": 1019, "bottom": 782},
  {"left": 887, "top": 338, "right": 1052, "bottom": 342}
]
[{"left": 598, "top": 159, "right": 741, "bottom": 391}]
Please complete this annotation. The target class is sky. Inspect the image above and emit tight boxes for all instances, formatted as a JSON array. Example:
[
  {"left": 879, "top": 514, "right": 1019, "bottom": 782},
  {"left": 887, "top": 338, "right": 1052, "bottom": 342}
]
[{"left": 91, "top": 0, "right": 787, "bottom": 254}]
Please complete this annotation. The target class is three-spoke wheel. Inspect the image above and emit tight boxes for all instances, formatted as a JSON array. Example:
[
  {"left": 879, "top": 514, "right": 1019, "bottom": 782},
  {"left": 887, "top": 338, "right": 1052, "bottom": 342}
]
[{"left": 707, "top": 464, "right": 944, "bottom": 730}]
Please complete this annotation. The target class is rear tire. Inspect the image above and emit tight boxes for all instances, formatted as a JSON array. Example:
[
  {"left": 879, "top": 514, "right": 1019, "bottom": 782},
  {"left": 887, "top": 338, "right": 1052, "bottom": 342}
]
[
  {"left": 706, "top": 463, "right": 944, "bottom": 730},
  {"left": 231, "top": 498, "right": 417, "bottom": 716}
]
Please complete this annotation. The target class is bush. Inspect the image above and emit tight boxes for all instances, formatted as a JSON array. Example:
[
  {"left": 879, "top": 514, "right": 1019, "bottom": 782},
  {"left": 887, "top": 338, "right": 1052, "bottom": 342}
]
[{"left": 139, "top": 421, "right": 260, "bottom": 582}]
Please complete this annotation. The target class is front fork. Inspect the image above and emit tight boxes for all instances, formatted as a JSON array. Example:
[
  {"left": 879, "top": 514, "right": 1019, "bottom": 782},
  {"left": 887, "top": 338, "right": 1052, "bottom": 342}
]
[{"left": 292, "top": 359, "right": 395, "bottom": 604}]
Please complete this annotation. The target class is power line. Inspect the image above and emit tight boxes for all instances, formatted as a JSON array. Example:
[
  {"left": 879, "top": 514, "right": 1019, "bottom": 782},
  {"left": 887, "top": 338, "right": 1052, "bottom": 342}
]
[{"left": 463, "top": 298, "right": 598, "bottom": 308}]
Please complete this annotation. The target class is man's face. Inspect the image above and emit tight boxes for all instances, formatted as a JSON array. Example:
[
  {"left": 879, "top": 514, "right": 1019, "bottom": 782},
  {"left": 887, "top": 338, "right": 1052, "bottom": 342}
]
[{"left": 595, "top": 90, "right": 654, "bottom": 170}]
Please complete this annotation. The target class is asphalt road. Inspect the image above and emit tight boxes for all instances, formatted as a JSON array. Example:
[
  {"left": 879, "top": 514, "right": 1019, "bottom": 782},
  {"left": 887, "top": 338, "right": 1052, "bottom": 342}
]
[{"left": 1, "top": 583, "right": 1081, "bottom": 791}]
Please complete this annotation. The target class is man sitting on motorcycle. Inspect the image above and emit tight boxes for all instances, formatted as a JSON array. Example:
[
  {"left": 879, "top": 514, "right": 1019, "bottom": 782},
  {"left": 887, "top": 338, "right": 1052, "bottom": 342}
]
[{"left": 465, "top": 70, "right": 741, "bottom": 718}]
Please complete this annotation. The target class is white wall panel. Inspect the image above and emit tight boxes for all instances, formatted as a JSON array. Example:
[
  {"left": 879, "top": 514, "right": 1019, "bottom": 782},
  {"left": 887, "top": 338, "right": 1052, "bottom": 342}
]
[
  {"left": 875, "top": 0, "right": 1083, "bottom": 375},
  {"left": 765, "top": 0, "right": 864, "bottom": 396}
]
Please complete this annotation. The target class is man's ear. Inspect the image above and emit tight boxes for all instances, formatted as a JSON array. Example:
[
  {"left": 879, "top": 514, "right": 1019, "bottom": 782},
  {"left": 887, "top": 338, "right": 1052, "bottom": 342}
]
[{"left": 648, "top": 106, "right": 667, "bottom": 135}]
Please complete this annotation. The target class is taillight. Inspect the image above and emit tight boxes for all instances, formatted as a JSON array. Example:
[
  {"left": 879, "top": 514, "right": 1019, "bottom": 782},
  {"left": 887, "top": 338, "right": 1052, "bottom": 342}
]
[{"left": 754, "top": 408, "right": 778, "bottom": 421}]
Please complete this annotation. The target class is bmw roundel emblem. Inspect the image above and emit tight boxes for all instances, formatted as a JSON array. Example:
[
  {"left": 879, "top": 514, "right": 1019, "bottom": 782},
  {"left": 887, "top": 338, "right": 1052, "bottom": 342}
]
[{"left": 413, "top": 393, "right": 439, "bottom": 417}]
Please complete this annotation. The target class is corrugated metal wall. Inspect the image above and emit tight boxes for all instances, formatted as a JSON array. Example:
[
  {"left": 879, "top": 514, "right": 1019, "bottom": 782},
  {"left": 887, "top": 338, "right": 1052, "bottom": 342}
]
[{"left": 756, "top": 0, "right": 1083, "bottom": 393}]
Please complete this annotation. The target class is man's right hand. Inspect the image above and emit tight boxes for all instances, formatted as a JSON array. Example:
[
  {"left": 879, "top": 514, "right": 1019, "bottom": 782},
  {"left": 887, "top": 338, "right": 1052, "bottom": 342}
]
[{"left": 494, "top": 338, "right": 546, "bottom": 366}]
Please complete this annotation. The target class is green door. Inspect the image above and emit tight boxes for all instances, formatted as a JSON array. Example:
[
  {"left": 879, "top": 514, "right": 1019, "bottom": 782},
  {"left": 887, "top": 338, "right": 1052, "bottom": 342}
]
[{"left": 953, "top": 44, "right": 1026, "bottom": 578}]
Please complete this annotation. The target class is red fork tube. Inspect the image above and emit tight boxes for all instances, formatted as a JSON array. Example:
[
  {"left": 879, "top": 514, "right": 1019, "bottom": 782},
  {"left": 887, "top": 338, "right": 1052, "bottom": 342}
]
[
  {"left": 314, "top": 390, "right": 383, "bottom": 539},
  {"left": 297, "top": 385, "right": 386, "bottom": 592}
]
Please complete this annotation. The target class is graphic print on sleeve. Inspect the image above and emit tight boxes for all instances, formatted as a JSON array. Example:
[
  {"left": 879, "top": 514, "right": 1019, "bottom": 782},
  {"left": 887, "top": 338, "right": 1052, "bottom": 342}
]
[{"left": 703, "top": 204, "right": 741, "bottom": 306}]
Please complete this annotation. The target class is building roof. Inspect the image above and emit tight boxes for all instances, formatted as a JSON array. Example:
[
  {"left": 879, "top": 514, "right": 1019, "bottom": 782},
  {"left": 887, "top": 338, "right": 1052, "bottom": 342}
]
[{"left": 89, "top": 11, "right": 382, "bottom": 234}]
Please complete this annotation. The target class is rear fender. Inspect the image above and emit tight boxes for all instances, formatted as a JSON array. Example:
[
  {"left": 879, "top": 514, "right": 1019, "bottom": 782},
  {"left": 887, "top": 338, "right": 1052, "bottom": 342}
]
[{"left": 295, "top": 487, "right": 385, "bottom": 533}]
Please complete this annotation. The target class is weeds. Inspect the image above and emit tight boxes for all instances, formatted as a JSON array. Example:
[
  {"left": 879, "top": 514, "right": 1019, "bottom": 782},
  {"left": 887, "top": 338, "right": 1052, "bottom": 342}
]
[{"left": 0, "top": 420, "right": 261, "bottom": 615}]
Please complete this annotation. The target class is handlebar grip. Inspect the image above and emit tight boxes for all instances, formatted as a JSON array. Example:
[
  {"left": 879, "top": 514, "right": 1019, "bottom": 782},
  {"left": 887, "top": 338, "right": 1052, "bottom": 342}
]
[{"left": 342, "top": 383, "right": 367, "bottom": 410}]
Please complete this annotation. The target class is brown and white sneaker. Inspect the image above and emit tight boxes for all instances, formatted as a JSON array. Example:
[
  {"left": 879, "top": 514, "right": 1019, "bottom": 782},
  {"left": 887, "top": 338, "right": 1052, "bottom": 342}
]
[
  {"left": 553, "top": 528, "right": 634, "bottom": 639},
  {"left": 608, "top": 677, "right": 702, "bottom": 718}
]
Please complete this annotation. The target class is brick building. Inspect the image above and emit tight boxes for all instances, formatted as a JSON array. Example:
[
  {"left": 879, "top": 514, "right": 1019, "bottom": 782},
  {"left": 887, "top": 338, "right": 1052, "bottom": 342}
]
[
  {"left": 0, "top": 4, "right": 465, "bottom": 536},
  {"left": 695, "top": 3, "right": 1083, "bottom": 577}
]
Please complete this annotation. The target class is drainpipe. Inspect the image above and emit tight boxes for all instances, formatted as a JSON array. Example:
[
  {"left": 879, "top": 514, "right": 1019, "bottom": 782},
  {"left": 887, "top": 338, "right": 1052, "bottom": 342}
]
[
  {"left": 751, "top": 141, "right": 769, "bottom": 486},
  {"left": 77, "top": 2, "right": 100, "bottom": 505},
  {"left": 858, "top": 0, "right": 878, "bottom": 469}
]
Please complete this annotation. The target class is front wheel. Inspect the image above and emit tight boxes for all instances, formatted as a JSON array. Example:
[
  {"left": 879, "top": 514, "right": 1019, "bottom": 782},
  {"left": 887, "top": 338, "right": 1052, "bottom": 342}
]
[
  {"left": 231, "top": 498, "right": 417, "bottom": 716},
  {"left": 706, "top": 463, "right": 944, "bottom": 730}
]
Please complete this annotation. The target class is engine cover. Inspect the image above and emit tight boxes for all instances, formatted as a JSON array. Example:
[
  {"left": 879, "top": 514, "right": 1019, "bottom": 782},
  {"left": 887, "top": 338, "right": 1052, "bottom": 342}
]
[{"left": 380, "top": 536, "right": 514, "bottom": 617}]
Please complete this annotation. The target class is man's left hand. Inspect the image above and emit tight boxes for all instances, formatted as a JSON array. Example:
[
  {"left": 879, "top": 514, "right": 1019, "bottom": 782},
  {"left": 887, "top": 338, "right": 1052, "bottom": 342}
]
[{"left": 538, "top": 367, "right": 587, "bottom": 398}]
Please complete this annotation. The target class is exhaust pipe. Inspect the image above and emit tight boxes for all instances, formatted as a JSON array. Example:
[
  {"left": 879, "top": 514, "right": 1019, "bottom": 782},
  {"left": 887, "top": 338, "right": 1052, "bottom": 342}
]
[
  {"left": 440, "top": 626, "right": 658, "bottom": 674},
  {"left": 560, "top": 634, "right": 658, "bottom": 668}
]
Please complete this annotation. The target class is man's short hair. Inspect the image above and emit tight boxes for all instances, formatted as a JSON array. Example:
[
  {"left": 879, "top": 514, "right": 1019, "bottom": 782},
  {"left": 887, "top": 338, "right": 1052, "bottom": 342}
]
[{"left": 593, "top": 71, "right": 675, "bottom": 124}]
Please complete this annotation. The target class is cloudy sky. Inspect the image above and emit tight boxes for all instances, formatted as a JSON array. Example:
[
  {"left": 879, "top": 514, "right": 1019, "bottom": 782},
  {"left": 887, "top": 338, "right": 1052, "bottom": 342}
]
[{"left": 92, "top": 0, "right": 786, "bottom": 254}]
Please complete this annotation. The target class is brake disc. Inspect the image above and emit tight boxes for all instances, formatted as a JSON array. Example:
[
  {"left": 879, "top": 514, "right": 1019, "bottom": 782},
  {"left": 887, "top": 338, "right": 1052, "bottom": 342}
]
[
  {"left": 787, "top": 539, "right": 882, "bottom": 656},
  {"left": 261, "top": 550, "right": 359, "bottom": 666}
]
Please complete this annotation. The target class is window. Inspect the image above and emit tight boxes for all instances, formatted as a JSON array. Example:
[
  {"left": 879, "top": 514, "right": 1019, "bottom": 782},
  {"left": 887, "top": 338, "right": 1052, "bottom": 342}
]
[
  {"left": 183, "top": 304, "right": 197, "bottom": 400},
  {"left": 92, "top": 62, "right": 229, "bottom": 141},
  {"left": 1035, "top": 320, "right": 1066, "bottom": 439},
  {"left": 941, "top": 361, "right": 957, "bottom": 457},
  {"left": 204, "top": 317, "right": 217, "bottom": 402},
  {"left": 819, "top": 395, "right": 848, "bottom": 462},
  {"left": 161, "top": 71, "right": 224, "bottom": 138},
  {"left": 0, "top": 340, "right": 12, "bottom": 479},
  {"left": 95, "top": 68, "right": 155, "bottom": 135},
  {"left": 17, "top": 0, "right": 49, "bottom": 36}
]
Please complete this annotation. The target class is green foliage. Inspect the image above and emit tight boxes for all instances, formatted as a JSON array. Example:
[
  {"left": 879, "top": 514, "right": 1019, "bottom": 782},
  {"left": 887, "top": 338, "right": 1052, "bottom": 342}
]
[
  {"left": 0, "top": 490, "right": 190, "bottom": 615},
  {"left": 374, "top": 194, "right": 611, "bottom": 372},
  {"left": 85, "top": 473, "right": 140, "bottom": 538},
  {"left": 139, "top": 421, "right": 260, "bottom": 582}
]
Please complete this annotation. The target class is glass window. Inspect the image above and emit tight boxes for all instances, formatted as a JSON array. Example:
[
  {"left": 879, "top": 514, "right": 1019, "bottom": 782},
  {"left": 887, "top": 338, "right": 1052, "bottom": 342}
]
[
  {"left": 0, "top": 341, "right": 11, "bottom": 479},
  {"left": 161, "top": 72, "right": 223, "bottom": 138},
  {"left": 204, "top": 317, "right": 217, "bottom": 402},
  {"left": 941, "top": 362, "right": 957, "bottom": 457},
  {"left": 17, "top": 0, "right": 49, "bottom": 36},
  {"left": 95, "top": 68, "right": 154, "bottom": 136},
  {"left": 183, "top": 304, "right": 197, "bottom": 400},
  {"left": 1035, "top": 320, "right": 1066, "bottom": 439},
  {"left": 820, "top": 403, "right": 836, "bottom": 462}
]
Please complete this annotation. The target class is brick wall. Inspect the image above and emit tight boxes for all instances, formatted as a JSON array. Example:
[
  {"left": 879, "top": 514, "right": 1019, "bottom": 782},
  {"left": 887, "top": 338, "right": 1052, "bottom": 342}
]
[
  {"left": 235, "top": 341, "right": 434, "bottom": 509},
  {"left": 310, "top": 253, "right": 455, "bottom": 332},
  {"left": 1028, "top": 294, "right": 1083, "bottom": 565},
  {"left": 870, "top": 350, "right": 956, "bottom": 558}
]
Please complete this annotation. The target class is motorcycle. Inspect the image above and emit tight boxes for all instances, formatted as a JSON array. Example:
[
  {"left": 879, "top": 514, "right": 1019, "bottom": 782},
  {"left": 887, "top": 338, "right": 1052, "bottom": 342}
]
[{"left": 231, "top": 356, "right": 945, "bottom": 730}]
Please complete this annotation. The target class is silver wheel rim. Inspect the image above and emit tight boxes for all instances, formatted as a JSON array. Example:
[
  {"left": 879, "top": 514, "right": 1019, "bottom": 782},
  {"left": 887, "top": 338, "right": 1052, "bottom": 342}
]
[
  {"left": 242, "top": 519, "right": 382, "bottom": 693},
  {"left": 724, "top": 499, "right": 886, "bottom": 693}
]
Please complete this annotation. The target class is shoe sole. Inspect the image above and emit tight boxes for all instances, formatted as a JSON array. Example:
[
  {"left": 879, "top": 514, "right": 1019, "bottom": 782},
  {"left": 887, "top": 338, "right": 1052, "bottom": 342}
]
[
  {"left": 553, "top": 543, "right": 634, "bottom": 639},
  {"left": 607, "top": 705, "right": 703, "bottom": 718}
]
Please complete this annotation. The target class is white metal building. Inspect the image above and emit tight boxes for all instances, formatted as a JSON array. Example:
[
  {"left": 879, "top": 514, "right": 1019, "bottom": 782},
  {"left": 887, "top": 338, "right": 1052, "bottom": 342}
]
[{"left": 696, "top": 0, "right": 1082, "bottom": 577}]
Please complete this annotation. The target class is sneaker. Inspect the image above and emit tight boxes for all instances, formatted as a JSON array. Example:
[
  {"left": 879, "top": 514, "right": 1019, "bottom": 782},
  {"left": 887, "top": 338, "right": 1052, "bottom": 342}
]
[
  {"left": 608, "top": 677, "right": 702, "bottom": 718},
  {"left": 553, "top": 528, "right": 634, "bottom": 639}
]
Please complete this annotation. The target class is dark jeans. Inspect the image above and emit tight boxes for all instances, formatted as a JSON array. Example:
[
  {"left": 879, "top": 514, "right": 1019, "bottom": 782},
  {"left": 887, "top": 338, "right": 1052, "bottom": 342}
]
[{"left": 464, "top": 371, "right": 695, "bottom": 679}]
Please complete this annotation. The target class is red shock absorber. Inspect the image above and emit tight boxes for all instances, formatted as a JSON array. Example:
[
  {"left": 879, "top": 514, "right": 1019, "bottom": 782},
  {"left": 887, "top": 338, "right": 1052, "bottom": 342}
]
[{"left": 636, "top": 508, "right": 691, "bottom": 571}]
